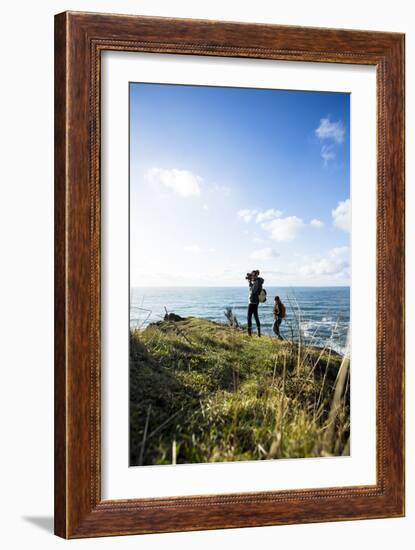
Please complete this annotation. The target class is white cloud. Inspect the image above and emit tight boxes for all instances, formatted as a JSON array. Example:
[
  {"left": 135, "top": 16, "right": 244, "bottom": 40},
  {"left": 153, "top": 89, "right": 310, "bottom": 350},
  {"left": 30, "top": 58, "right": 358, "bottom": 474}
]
[
  {"left": 329, "top": 246, "right": 349, "bottom": 260},
  {"left": 332, "top": 199, "right": 351, "bottom": 233},
  {"left": 146, "top": 168, "right": 202, "bottom": 198},
  {"left": 320, "top": 145, "right": 336, "bottom": 166},
  {"left": 184, "top": 245, "right": 216, "bottom": 254},
  {"left": 315, "top": 118, "right": 345, "bottom": 144},
  {"left": 183, "top": 245, "right": 201, "bottom": 254},
  {"left": 250, "top": 247, "right": 280, "bottom": 261},
  {"left": 255, "top": 208, "right": 283, "bottom": 223},
  {"left": 310, "top": 218, "right": 324, "bottom": 228},
  {"left": 300, "top": 246, "right": 349, "bottom": 278},
  {"left": 252, "top": 233, "right": 265, "bottom": 244},
  {"left": 237, "top": 208, "right": 282, "bottom": 224},
  {"left": 237, "top": 208, "right": 303, "bottom": 241},
  {"left": 237, "top": 209, "right": 258, "bottom": 223},
  {"left": 262, "top": 216, "right": 304, "bottom": 241}
]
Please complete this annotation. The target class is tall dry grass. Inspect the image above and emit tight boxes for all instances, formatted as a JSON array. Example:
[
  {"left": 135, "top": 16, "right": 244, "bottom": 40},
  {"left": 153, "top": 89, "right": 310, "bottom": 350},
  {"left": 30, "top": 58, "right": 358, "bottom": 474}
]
[{"left": 129, "top": 309, "right": 350, "bottom": 466}]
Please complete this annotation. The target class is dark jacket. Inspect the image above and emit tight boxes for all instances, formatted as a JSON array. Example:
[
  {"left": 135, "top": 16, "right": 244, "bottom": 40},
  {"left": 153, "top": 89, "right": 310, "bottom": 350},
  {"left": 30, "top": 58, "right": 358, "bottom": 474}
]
[
  {"left": 273, "top": 302, "right": 281, "bottom": 319},
  {"left": 249, "top": 277, "right": 264, "bottom": 305}
]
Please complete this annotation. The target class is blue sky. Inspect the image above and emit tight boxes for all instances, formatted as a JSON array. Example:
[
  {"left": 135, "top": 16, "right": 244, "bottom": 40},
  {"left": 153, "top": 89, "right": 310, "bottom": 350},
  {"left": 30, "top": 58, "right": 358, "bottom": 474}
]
[{"left": 130, "top": 83, "right": 350, "bottom": 287}]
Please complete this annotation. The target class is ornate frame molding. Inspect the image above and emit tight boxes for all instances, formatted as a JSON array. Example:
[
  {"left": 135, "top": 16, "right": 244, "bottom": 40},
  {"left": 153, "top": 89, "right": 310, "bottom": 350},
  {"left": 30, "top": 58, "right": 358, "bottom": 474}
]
[{"left": 55, "top": 11, "right": 405, "bottom": 538}]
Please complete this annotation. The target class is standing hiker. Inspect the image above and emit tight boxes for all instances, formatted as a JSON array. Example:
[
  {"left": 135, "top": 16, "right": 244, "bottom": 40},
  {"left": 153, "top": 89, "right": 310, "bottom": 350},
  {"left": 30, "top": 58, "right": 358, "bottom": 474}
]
[
  {"left": 246, "top": 269, "right": 264, "bottom": 336},
  {"left": 272, "top": 295, "right": 286, "bottom": 339}
]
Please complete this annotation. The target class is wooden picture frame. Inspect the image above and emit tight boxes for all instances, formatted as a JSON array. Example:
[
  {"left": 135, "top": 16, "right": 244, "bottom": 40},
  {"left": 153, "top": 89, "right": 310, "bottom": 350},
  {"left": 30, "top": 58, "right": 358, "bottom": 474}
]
[{"left": 54, "top": 11, "right": 405, "bottom": 538}]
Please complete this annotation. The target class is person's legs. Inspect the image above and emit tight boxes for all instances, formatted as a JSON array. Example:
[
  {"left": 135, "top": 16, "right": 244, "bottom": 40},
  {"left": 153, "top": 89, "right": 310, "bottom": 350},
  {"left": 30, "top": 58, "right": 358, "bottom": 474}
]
[
  {"left": 276, "top": 318, "right": 283, "bottom": 339},
  {"left": 273, "top": 319, "right": 280, "bottom": 337},
  {"left": 253, "top": 304, "right": 261, "bottom": 336},
  {"left": 247, "top": 304, "right": 253, "bottom": 335}
]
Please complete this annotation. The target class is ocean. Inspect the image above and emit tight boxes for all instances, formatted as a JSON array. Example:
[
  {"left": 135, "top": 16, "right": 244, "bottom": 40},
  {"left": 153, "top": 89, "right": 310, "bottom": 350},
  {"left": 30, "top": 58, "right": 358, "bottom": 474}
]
[{"left": 130, "top": 286, "right": 350, "bottom": 355}]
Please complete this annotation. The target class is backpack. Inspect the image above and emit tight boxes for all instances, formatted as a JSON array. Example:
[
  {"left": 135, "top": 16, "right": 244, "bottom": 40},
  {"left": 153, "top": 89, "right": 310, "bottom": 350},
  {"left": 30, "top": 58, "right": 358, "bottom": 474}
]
[
  {"left": 279, "top": 301, "right": 286, "bottom": 318},
  {"left": 258, "top": 288, "right": 267, "bottom": 303}
]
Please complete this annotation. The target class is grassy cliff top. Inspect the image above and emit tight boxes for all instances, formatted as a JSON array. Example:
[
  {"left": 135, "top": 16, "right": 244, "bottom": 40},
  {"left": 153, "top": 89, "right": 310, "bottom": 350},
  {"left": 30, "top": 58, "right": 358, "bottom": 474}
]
[{"left": 130, "top": 317, "right": 349, "bottom": 466}]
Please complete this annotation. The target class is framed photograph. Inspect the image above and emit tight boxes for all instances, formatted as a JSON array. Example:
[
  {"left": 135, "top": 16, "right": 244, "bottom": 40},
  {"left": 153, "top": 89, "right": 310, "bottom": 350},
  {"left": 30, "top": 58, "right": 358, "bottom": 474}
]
[{"left": 54, "top": 11, "right": 405, "bottom": 538}]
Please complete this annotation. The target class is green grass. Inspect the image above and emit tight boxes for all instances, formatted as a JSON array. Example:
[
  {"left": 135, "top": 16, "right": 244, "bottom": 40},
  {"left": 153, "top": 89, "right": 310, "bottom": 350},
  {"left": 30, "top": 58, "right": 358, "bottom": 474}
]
[{"left": 129, "top": 317, "right": 350, "bottom": 466}]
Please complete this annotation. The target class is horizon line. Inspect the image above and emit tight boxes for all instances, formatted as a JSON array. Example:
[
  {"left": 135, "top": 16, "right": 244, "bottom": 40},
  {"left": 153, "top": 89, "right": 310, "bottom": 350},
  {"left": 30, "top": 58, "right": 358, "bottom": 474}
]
[{"left": 130, "top": 284, "right": 351, "bottom": 289}]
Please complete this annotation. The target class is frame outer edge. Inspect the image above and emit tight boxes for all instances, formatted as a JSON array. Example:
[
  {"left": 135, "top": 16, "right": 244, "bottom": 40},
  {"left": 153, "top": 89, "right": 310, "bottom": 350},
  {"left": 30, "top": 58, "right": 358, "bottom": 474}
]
[
  {"left": 401, "top": 34, "right": 406, "bottom": 518},
  {"left": 54, "top": 10, "right": 405, "bottom": 538},
  {"left": 54, "top": 11, "right": 69, "bottom": 539},
  {"left": 387, "top": 35, "right": 405, "bottom": 516}
]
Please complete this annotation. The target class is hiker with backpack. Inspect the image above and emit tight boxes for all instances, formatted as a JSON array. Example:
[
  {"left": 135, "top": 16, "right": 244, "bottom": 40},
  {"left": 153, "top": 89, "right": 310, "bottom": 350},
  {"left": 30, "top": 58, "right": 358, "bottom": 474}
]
[
  {"left": 246, "top": 269, "right": 266, "bottom": 337},
  {"left": 273, "top": 295, "right": 286, "bottom": 339}
]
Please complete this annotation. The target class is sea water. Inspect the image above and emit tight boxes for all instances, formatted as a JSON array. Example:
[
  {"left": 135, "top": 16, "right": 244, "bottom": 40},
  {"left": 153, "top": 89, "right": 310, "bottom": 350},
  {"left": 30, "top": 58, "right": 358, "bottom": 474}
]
[{"left": 130, "top": 286, "right": 350, "bottom": 354}]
